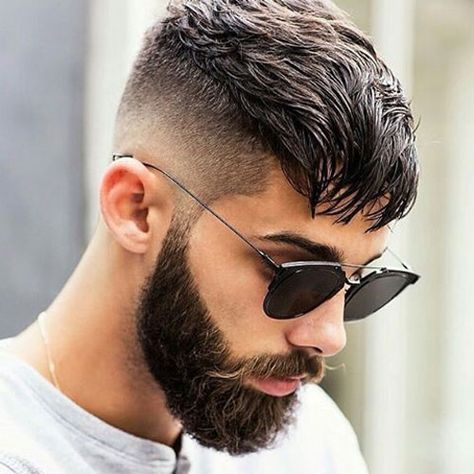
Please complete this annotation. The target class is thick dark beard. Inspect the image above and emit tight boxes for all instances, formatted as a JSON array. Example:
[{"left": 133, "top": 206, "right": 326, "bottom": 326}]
[{"left": 135, "top": 218, "right": 325, "bottom": 455}]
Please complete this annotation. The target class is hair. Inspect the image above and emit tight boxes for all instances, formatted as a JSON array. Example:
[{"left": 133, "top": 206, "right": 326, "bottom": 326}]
[{"left": 115, "top": 0, "right": 419, "bottom": 231}]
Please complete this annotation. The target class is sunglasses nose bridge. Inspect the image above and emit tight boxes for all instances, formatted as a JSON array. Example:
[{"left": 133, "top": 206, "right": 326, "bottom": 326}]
[{"left": 344, "top": 275, "right": 362, "bottom": 290}]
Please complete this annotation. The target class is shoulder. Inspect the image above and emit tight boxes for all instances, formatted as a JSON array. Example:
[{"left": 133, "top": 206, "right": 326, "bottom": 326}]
[
  {"left": 0, "top": 345, "right": 60, "bottom": 474},
  {"left": 291, "top": 385, "right": 367, "bottom": 469},
  {"left": 0, "top": 465, "right": 16, "bottom": 474},
  {"left": 285, "top": 384, "right": 367, "bottom": 472},
  {"left": 297, "top": 383, "right": 361, "bottom": 442},
  {"left": 0, "top": 456, "right": 43, "bottom": 474},
  {"left": 0, "top": 415, "right": 57, "bottom": 474},
  {"left": 183, "top": 384, "right": 368, "bottom": 474},
  {"left": 0, "top": 464, "right": 16, "bottom": 474}
]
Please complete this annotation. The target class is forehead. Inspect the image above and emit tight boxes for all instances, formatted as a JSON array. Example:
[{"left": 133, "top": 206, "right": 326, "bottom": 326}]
[{"left": 210, "top": 166, "right": 390, "bottom": 263}]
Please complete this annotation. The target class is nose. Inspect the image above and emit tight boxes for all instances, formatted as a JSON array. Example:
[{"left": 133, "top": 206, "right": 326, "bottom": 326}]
[{"left": 284, "top": 290, "right": 347, "bottom": 357}]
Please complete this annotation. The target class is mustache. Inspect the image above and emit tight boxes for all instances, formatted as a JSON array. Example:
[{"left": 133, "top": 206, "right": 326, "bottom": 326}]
[{"left": 207, "top": 349, "right": 325, "bottom": 384}]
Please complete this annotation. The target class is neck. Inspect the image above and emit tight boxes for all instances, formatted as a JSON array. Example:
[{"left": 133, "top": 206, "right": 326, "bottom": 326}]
[{"left": 8, "top": 223, "right": 182, "bottom": 447}]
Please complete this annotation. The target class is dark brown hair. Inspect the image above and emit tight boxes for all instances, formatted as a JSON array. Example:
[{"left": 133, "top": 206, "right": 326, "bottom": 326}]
[{"left": 116, "top": 0, "right": 419, "bottom": 230}]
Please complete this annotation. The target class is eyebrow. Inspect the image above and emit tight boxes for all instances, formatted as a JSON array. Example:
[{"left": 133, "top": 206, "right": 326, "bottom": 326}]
[{"left": 255, "top": 231, "right": 386, "bottom": 266}]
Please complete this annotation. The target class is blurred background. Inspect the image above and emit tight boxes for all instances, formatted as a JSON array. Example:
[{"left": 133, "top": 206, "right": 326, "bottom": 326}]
[{"left": 0, "top": 1, "right": 472, "bottom": 473}]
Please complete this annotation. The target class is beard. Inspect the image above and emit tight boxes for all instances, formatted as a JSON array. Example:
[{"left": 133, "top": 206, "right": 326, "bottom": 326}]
[{"left": 135, "top": 217, "right": 325, "bottom": 455}]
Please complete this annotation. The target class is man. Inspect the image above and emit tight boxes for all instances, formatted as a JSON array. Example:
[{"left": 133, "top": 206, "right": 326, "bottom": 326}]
[{"left": 0, "top": 0, "right": 419, "bottom": 473}]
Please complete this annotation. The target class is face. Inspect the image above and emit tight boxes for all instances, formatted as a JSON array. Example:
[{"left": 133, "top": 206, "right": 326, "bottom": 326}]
[{"left": 135, "top": 166, "right": 389, "bottom": 455}]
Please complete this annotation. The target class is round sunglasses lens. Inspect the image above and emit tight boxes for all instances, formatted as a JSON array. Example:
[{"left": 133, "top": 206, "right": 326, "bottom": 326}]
[
  {"left": 264, "top": 267, "right": 344, "bottom": 319},
  {"left": 344, "top": 273, "right": 409, "bottom": 321}
]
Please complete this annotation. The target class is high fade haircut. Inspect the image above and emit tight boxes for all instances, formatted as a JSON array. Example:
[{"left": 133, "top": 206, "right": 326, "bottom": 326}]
[{"left": 115, "top": 0, "right": 419, "bottom": 231}]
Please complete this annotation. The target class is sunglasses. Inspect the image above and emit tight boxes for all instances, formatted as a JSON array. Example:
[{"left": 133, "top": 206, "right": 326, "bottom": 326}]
[{"left": 112, "top": 154, "right": 420, "bottom": 322}]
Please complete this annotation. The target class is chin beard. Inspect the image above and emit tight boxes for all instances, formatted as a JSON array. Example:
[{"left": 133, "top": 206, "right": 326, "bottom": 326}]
[{"left": 135, "top": 218, "right": 325, "bottom": 455}]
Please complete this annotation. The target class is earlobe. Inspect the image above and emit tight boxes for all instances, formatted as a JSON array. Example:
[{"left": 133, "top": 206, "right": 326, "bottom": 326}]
[{"left": 99, "top": 158, "right": 156, "bottom": 254}]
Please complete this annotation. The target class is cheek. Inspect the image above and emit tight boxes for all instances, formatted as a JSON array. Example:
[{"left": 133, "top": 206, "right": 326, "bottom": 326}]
[{"left": 187, "top": 239, "right": 286, "bottom": 355}]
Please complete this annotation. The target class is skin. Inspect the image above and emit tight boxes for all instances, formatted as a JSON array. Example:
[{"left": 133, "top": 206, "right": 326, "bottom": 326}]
[{"left": 5, "top": 153, "right": 389, "bottom": 449}]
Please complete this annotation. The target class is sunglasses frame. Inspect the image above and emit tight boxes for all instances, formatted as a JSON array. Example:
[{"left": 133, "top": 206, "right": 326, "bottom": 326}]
[
  {"left": 112, "top": 154, "right": 420, "bottom": 321},
  {"left": 264, "top": 261, "right": 419, "bottom": 320}
]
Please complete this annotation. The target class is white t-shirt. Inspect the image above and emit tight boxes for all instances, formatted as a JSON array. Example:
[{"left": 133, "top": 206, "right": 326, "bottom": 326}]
[{"left": 0, "top": 338, "right": 368, "bottom": 474}]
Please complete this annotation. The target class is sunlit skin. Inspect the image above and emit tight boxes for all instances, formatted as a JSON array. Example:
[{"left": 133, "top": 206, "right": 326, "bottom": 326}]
[{"left": 6, "top": 155, "right": 389, "bottom": 449}]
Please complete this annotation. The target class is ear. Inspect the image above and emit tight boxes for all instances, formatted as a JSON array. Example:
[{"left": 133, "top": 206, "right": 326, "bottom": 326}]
[{"left": 99, "top": 157, "right": 167, "bottom": 254}]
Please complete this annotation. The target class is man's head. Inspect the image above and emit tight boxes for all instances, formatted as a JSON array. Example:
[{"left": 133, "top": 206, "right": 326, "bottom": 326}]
[{"left": 101, "top": 0, "right": 418, "bottom": 456}]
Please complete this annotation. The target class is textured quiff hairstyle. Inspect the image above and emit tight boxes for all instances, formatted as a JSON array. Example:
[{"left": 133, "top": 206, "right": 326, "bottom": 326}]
[{"left": 115, "top": 0, "right": 419, "bottom": 231}]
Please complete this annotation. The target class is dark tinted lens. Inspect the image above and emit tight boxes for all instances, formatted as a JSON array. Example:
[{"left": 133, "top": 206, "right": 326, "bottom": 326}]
[
  {"left": 264, "top": 267, "right": 344, "bottom": 319},
  {"left": 344, "top": 272, "right": 412, "bottom": 321}
]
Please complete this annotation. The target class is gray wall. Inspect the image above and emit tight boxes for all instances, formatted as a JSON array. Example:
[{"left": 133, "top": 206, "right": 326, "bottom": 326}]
[{"left": 0, "top": 1, "right": 87, "bottom": 336}]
